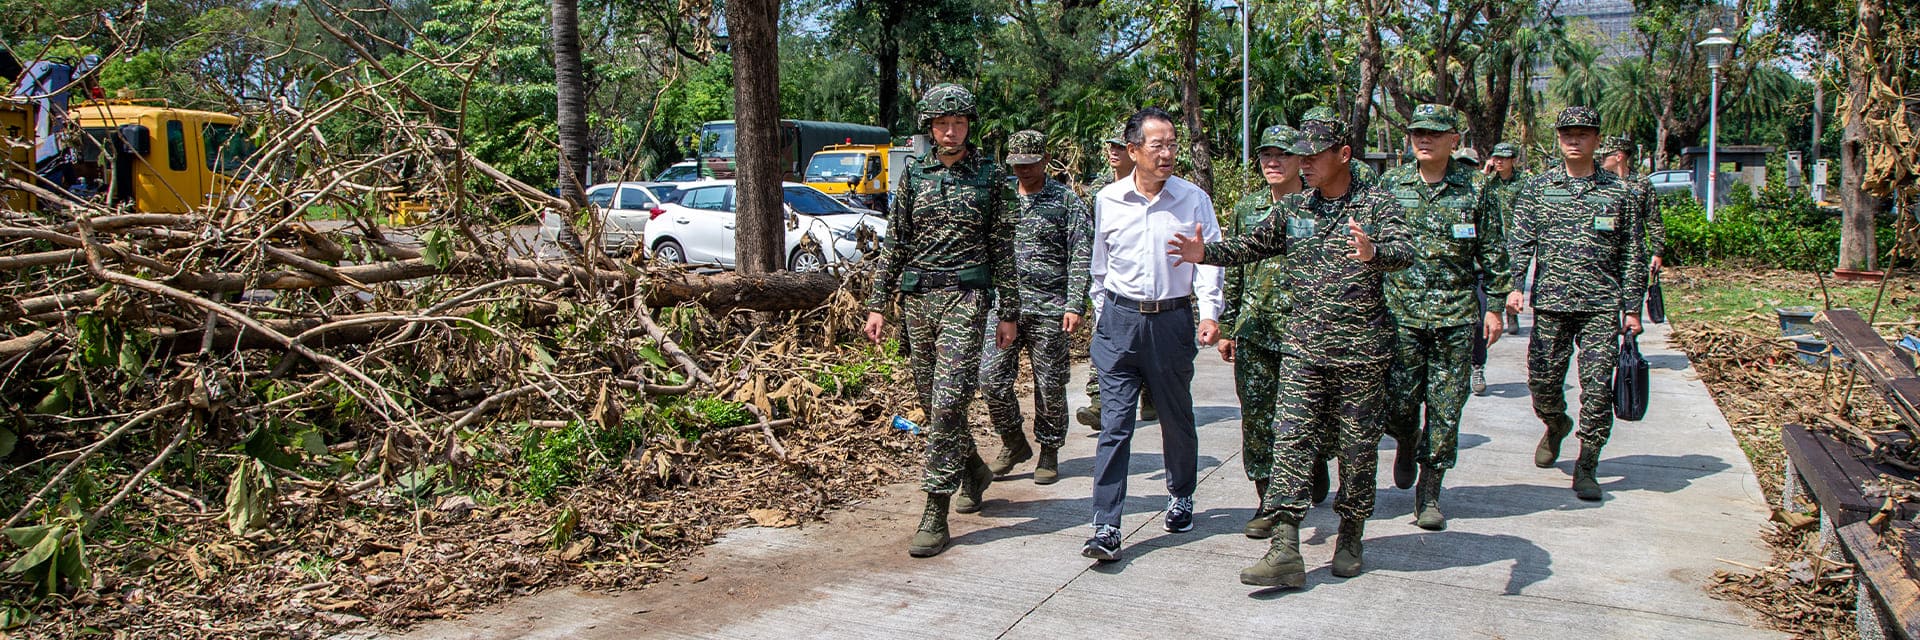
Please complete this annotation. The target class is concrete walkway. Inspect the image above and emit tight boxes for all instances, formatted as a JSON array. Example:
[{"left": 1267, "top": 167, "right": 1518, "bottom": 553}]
[{"left": 378, "top": 318, "right": 1782, "bottom": 640}]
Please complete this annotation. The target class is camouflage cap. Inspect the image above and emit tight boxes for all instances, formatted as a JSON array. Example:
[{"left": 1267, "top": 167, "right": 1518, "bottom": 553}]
[
  {"left": 1453, "top": 147, "right": 1481, "bottom": 165},
  {"left": 1554, "top": 106, "right": 1601, "bottom": 130},
  {"left": 1103, "top": 124, "right": 1127, "bottom": 147},
  {"left": 1408, "top": 103, "right": 1462, "bottom": 132},
  {"left": 1255, "top": 124, "right": 1300, "bottom": 154},
  {"left": 1006, "top": 129, "right": 1046, "bottom": 165},
  {"left": 917, "top": 83, "right": 977, "bottom": 130},
  {"left": 1291, "top": 107, "right": 1347, "bottom": 156},
  {"left": 1490, "top": 142, "right": 1520, "bottom": 158},
  {"left": 1597, "top": 134, "right": 1634, "bottom": 157}
]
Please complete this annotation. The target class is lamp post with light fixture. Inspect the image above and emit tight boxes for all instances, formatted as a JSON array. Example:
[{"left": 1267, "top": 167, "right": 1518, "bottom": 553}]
[{"left": 1696, "top": 27, "right": 1733, "bottom": 222}]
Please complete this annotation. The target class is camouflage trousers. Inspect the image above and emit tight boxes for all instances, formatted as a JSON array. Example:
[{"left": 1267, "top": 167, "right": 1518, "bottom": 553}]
[
  {"left": 979, "top": 314, "right": 1071, "bottom": 449},
  {"left": 1528, "top": 310, "right": 1621, "bottom": 449},
  {"left": 1385, "top": 323, "right": 1476, "bottom": 470},
  {"left": 903, "top": 289, "right": 989, "bottom": 494},
  {"left": 1233, "top": 340, "right": 1285, "bottom": 482},
  {"left": 1261, "top": 358, "right": 1391, "bottom": 524}
]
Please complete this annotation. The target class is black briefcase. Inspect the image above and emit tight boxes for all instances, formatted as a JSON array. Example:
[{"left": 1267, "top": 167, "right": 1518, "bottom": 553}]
[
  {"left": 1646, "top": 276, "right": 1667, "bottom": 324},
  {"left": 1614, "top": 335, "right": 1649, "bottom": 421}
]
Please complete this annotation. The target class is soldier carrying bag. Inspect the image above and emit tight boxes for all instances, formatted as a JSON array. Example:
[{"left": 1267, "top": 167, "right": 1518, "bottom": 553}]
[{"left": 1614, "top": 334, "right": 1650, "bottom": 421}]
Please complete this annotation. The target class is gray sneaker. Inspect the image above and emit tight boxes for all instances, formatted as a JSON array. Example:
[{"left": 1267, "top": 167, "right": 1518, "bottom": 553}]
[{"left": 1471, "top": 366, "right": 1487, "bottom": 396}]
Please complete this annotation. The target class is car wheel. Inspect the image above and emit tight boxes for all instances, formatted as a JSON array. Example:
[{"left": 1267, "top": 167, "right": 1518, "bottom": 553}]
[
  {"left": 653, "top": 239, "right": 687, "bottom": 263},
  {"left": 790, "top": 246, "right": 827, "bottom": 273}
]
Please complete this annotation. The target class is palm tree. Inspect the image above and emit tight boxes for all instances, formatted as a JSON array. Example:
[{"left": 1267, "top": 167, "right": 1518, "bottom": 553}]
[{"left": 552, "top": 0, "right": 588, "bottom": 206}]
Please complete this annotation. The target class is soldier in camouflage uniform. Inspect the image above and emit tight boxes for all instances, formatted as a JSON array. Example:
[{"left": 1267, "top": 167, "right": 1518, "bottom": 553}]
[
  {"left": 1598, "top": 135, "right": 1667, "bottom": 280},
  {"left": 979, "top": 130, "right": 1093, "bottom": 485},
  {"left": 1219, "top": 124, "right": 1331, "bottom": 539},
  {"left": 1169, "top": 107, "right": 1415, "bottom": 587},
  {"left": 1506, "top": 107, "right": 1648, "bottom": 502},
  {"left": 1077, "top": 125, "right": 1154, "bottom": 429},
  {"left": 1379, "top": 104, "right": 1512, "bottom": 531},
  {"left": 1485, "top": 143, "right": 1529, "bottom": 340},
  {"left": 863, "top": 84, "right": 1021, "bottom": 557}
]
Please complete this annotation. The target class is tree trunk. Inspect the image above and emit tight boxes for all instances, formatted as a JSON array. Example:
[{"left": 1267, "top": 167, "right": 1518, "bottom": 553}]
[
  {"left": 1178, "top": 0, "right": 1214, "bottom": 193},
  {"left": 728, "top": 0, "right": 785, "bottom": 274},
  {"left": 1349, "top": 0, "right": 1385, "bottom": 157},
  {"left": 648, "top": 270, "right": 842, "bottom": 311},
  {"left": 876, "top": 1, "right": 904, "bottom": 133},
  {"left": 551, "top": 0, "right": 589, "bottom": 207},
  {"left": 1837, "top": 0, "right": 1884, "bottom": 272}
]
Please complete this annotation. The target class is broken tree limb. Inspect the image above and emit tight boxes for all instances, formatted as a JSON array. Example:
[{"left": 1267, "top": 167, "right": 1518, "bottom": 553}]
[{"left": 645, "top": 269, "right": 840, "bottom": 312}]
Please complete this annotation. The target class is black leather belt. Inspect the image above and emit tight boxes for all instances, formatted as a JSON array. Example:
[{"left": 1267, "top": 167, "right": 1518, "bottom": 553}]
[{"left": 1108, "top": 292, "right": 1190, "bottom": 314}]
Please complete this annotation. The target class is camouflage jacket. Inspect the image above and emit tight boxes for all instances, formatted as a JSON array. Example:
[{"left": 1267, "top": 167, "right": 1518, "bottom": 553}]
[
  {"left": 1616, "top": 170, "right": 1667, "bottom": 259},
  {"left": 1483, "top": 171, "right": 1528, "bottom": 228},
  {"left": 1201, "top": 179, "right": 1415, "bottom": 365},
  {"left": 1220, "top": 188, "right": 1293, "bottom": 350},
  {"left": 1084, "top": 171, "right": 1122, "bottom": 199},
  {"left": 1012, "top": 179, "right": 1094, "bottom": 318},
  {"left": 1380, "top": 160, "right": 1513, "bottom": 329},
  {"left": 1509, "top": 166, "right": 1649, "bottom": 315},
  {"left": 865, "top": 145, "right": 1020, "bottom": 321}
]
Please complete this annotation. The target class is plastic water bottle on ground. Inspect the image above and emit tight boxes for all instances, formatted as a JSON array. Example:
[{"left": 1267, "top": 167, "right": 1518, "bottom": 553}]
[{"left": 891, "top": 415, "right": 921, "bottom": 435}]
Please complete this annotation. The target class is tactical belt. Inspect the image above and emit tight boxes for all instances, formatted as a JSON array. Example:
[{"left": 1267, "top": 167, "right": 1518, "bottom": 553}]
[
  {"left": 900, "top": 265, "right": 988, "bottom": 293},
  {"left": 1107, "top": 292, "right": 1190, "bottom": 314}
]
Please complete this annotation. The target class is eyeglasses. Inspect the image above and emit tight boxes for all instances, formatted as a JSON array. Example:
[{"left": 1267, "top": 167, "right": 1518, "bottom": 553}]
[{"left": 1135, "top": 140, "right": 1180, "bottom": 155}]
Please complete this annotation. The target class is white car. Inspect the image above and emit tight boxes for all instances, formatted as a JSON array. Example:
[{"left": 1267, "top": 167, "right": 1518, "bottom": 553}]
[
  {"left": 652, "top": 160, "right": 700, "bottom": 183},
  {"left": 538, "top": 182, "right": 674, "bottom": 255},
  {"left": 643, "top": 180, "right": 888, "bottom": 272}
]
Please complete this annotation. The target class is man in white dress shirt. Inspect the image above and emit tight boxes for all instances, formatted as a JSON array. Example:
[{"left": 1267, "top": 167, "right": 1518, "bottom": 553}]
[{"left": 1080, "top": 107, "right": 1225, "bottom": 561}]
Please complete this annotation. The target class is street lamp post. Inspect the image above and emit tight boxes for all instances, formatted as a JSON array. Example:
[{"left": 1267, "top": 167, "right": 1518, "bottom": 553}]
[
  {"left": 1697, "top": 27, "right": 1733, "bottom": 222},
  {"left": 1222, "top": 1, "right": 1249, "bottom": 167}
]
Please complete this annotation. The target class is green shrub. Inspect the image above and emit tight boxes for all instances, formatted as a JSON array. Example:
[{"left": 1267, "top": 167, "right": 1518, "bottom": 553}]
[{"left": 1663, "top": 185, "right": 1896, "bottom": 271}]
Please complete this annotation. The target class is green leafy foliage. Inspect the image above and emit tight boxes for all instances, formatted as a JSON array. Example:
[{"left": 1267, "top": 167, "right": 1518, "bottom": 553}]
[
  {"left": 2, "top": 505, "right": 88, "bottom": 596},
  {"left": 1664, "top": 186, "right": 1898, "bottom": 271}
]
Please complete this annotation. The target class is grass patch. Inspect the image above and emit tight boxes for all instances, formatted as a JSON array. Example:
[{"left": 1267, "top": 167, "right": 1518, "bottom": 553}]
[{"left": 1664, "top": 267, "right": 1920, "bottom": 336}]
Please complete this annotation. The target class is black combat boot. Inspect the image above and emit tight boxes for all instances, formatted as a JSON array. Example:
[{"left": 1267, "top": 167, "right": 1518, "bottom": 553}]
[
  {"left": 1392, "top": 435, "right": 1418, "bottom": 490},
  {"left": 1573, "top": 443, "right": 1603, "bottom": 501},
  {"left": 908, "top": 493, "right": 951, "bottom": 557}
]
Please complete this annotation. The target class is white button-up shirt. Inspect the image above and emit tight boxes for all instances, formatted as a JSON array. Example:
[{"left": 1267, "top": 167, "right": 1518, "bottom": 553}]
[{"left": 1090, "top": 174, "right": 1225, "bottom": 321}]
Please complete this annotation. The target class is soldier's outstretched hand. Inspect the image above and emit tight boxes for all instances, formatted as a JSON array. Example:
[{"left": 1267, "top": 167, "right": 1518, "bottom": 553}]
[
  {"left": 1345, "top": 217, "right": 1375, "bottom": 262},
  {"left": 1166, "top": 223, "right": 1207, "bottom": 265}
]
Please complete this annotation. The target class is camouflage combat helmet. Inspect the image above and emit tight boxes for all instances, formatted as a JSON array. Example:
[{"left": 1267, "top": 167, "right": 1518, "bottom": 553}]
[{"left": 918, "top": 83, "right": 977, "bottom": 130}]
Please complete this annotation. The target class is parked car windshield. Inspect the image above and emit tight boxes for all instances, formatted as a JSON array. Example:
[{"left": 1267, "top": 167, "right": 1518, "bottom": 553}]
[
  {"left": 646, "top": 184, "right": 677, "bottom": 201},
  {"left": 783, "top": 186, "right": 854, "bottom": 215},
  {"left": 653, "top": 164, "right": 697, "bottom": 182},
  {"left": 805, "top": 153, "right": 866, "bottom": 182}
]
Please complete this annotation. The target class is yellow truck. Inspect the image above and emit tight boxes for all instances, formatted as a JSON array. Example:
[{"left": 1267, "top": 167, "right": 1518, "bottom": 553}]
[
  {"left": 1, "top": 101, "right": 33, "bottom": 211},
  {"left": 65, "top": 99, "right": 255, "bottom": 214},
  {"left": 802, "top": 143, "right": 915, "bottom": 213}
]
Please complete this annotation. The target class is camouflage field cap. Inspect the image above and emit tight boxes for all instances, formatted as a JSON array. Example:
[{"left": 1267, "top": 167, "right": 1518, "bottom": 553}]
[
  {"left": 1490, "top": 143, "right": 1520, "bottom": 158},
  {"left": 1255, "top": 124, "right": 1300, "bottom": 154},
  {"left": 1006, "top": 129, "right": 1046, "bottom": 165},
  {"left": 1103, "top": 124, "right": 1127, "bottom": 147},
  {"left": 1408, "top": 103, "right": 1462, "bottom": 132},
  {"left": 1292, "top": 107, "right": 1347, "bottom": 156},
  {"left": 1597, "top": 134, "right": 1634, "bottom": 157},
  {"left": 917, "top": 83, "right": 977, "bottom": 130},
  {"left": 1453, "top": 147, "right": 1481, "bottom": 165},
  {"left": 1554, "top": 106, "right": 1601, "bottom": 130}
]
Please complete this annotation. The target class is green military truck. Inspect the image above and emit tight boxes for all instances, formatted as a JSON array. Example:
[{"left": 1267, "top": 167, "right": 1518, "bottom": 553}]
[{"left": 695, "top": 119, "right": 890, "bottom": 183}]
